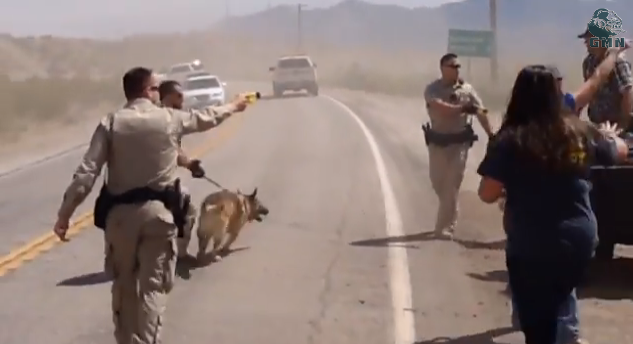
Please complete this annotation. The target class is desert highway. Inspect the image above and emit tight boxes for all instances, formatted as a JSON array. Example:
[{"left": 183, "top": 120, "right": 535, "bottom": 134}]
[{"left": 0, "top": 84, "right": 534, "bottom": 344}]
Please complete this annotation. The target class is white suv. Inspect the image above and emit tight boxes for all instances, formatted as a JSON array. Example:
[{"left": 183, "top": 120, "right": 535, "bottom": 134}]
[
  {"left": 269, "top": 55, "right": 319, "bottom": 97},
  {"left": 182, "top": 74, "right": 227, "bottom": 109}
]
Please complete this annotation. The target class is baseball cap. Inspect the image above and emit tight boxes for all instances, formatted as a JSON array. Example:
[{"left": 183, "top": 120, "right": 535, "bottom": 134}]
[
  {"left": 577, "top": 28, "right": 593, "bottom": 39},
  {"left": 546, "top": 65, "right": 563, "bottom": 80}
]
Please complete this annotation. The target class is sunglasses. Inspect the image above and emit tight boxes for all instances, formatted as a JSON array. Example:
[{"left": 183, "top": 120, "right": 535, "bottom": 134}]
[{"left": 443, "top": 64, "right": 461, "bottom": 69}]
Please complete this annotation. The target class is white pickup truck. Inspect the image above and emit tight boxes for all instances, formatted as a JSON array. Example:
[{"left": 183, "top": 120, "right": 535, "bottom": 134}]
[
  {"left": 161, "top": 60, "right": 205, "bottom": 82},
  {"left": 269, "top": 55, "right": 319, "bottom": 97}
]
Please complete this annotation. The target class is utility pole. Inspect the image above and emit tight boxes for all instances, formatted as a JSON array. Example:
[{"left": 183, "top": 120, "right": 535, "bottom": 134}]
[
  {"left": 489, "top": 0, "right": 498, "bottom": 82},
  {"left": 297, "top": 4, "right": 307, "bottom": 52},
  {"left": 225, "top": 0, "right": 230, "bottom": 19}
]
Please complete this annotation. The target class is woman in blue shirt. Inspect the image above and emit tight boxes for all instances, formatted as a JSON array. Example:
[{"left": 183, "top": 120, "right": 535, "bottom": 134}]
[
  {"left": 477, "top": 47, "right": 628, "bottom": 344},
  {"left": 509, "top": 64, "right": 582, "bottom": 344}
]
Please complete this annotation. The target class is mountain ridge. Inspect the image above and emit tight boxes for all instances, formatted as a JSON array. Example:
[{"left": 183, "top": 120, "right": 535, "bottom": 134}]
[{"left": 216, "top": 0, "right": 633, "bottom": 55}]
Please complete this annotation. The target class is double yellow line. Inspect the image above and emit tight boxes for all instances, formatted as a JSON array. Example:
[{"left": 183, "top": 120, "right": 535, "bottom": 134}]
[{"left": 0, "top": 113, "right": 244, "bottom": 277}]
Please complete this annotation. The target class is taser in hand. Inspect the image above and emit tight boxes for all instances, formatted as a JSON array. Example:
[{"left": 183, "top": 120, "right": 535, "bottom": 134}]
[{"left": 244, "top": 92, "right": 261, "bottom": 104}]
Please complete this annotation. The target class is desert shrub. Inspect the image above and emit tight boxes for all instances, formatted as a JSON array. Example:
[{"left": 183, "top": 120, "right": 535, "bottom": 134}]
[
  {"left": 0, "top": 33, "right": 595, "bottom": 116},
  {"left": 0, "top": 75, "right": 121, "bottom": 134}
]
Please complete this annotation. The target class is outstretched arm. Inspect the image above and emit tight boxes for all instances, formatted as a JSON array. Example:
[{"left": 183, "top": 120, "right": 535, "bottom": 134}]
[
  {"left": 424, "top": 83, "right": 462, "bottom": 116},
  {"left": 175, "top": 95, "right": 248, "bottom": 136},
  {"left": 614, "top": 59, "right": 633, "bottom": 130},
  {"left": 573, "top": 45, "right": 630, "bottom": 112}
]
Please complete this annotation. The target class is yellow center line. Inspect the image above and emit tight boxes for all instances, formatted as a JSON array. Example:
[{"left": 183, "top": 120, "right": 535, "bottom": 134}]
[{"left": 0, "top": 113, "right": 245, "bottom": 277}]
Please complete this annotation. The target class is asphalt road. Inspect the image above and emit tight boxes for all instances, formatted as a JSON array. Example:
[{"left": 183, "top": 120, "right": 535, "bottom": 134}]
[{"left": 0, "top": 84, "right": 630, "bottom": 344}]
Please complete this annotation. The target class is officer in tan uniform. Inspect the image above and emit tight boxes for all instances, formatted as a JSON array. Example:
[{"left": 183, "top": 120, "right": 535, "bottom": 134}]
[
  {"left": 423, "top": 53, "right": 494, "bottom": 240},
  {"left": 52, "top": 67, "right": 248, "bottom": 344},
  {"left": 158, "top": 79, "right": 197, "bottom": 167},
  {"left": 159, "top": 79, "right": 202, "bottom": 261},
  {"left": 102, "top": 79, "right": 202, "bottom": 274}
]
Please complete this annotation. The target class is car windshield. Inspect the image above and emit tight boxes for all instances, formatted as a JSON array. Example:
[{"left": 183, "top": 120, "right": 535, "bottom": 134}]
[
  {"left": 192, "top": 63, "right": 205, "bottom": 71},
  {"left": 278, "top": 58, "right": 311, "bottom": 69},
  {"left": 170, "top": 65, "right": 191, "bottom": 74},
  {"left": 187, "top": 72, "right": 211, "bottom": 78},
  {"left": 184, "top": 78, "right": 221, "bottom": 90}
]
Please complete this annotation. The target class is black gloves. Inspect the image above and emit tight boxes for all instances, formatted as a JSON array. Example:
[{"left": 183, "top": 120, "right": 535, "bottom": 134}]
[
  {"left": 484, "top": 132, "right": 496, "bottom": 150},
  {"left": 188, "top": 159, "right": 205, "bottom": 178},
  {"left": 461, "top": 104, "right": 480, "bottom": 114}
]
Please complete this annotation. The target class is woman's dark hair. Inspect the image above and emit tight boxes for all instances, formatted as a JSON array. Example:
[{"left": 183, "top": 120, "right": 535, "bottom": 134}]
[
  {"left": 122, "top": 67, "right": 153, "bottom": 101},
  {"left": 497, "top": 65, "right": 593, "bottom": 170}
]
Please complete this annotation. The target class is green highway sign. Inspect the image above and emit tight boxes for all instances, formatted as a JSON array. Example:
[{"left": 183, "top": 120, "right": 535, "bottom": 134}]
[{"left": 447, "top": 29, "right": 494, "bottom": 58}]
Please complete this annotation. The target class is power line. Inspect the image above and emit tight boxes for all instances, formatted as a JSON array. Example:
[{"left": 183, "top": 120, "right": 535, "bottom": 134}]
[
  {"left": 297, "top": 3, "right": 307, "bottom": 51},
  {"left": 489, "top": 0, "right": 498, "bottom": 82}
]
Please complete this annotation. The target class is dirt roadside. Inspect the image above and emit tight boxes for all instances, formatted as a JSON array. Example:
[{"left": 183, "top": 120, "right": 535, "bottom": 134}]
[
  {"left": 0, "top": 105, "right": 112, "bottom": 176},
  {"left": 325, "top": 87, "right": 633, "bottom": 344},
  {"left": 457, "top": 189, "right": 633, "bottom": 344}
]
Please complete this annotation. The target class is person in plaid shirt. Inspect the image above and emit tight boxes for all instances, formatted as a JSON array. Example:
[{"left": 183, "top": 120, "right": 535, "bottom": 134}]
[{"left": 578, "top": 28, "right": 633, "bottom": 130}]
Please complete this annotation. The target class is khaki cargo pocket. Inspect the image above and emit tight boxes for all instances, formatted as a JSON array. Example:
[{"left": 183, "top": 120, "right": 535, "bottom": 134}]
[
  {"left": 104, "top": 242, "right": 115, "bottom": 279},
  {"left": 162, "top": 239, "right": 177, "bottom": 293}
]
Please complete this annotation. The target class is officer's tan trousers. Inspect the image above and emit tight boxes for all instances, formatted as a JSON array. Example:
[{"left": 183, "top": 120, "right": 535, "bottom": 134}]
[
  {"left": 176, "top": 203, "right": 197, "bottom": 258},
  {"left": 428, "top": 144, "right": 468, "bottom": 233},
  {"left": 104, "top": 202, "right": 177, "bottom": 344}
]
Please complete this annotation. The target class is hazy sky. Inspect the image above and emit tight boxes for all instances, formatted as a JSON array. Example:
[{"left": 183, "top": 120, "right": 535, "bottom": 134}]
[{"left": 0, "top": 0, "right": 462, "bottom": 37}]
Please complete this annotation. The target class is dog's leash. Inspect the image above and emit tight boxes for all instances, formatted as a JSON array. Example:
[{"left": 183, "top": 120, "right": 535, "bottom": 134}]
[
  {"left": 188, "top": 161, "right": 230, "bottom": 190},
  {"left": 199, "top": 175, "right": 228, "bottom": 190}
]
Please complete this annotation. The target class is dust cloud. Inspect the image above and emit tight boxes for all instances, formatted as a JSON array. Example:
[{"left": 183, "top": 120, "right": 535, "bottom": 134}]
[{"left": 0, "top": 0, "right": 629, "bottom": 149}]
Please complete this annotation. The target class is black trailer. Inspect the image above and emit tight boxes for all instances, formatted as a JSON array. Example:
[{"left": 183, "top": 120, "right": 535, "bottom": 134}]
[{"left": 590, "top": 165, "right": 633, "bottom": 260}]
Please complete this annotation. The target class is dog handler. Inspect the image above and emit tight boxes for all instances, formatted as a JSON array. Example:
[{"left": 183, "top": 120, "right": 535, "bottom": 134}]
[
  {"left": 53, "top": 67, "right": 248, "bottom": 344},
  {"left": 423, "top": 53, "right": 495, "bottom": 239},
  {"left": 159, "top": 79, "right": 205, "bottom": 260},
  {"left": 158, "top": 79, "right": 205, "bottom": 173}
]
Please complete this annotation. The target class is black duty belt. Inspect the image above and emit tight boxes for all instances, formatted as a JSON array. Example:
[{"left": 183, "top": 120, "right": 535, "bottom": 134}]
[
  {"left": 421, "top": 123, "right": 478, "bottom": 147},
  {"left": 93, "top": 178, "right": 190, "bottom": 237}
]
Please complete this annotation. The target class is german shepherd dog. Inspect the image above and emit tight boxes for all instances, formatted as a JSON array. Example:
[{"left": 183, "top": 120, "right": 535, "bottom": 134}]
[{"left": 196, "top": 188, "right": 269, "bottom": 262}]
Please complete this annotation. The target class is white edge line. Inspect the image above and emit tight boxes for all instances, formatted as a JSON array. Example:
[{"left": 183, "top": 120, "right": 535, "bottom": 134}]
[{"left": 323, "top": 95, "right": 416, "bottom": 344}]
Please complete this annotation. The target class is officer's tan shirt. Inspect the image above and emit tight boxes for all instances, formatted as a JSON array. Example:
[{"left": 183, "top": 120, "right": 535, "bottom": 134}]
[
  {"left": 424, "top": 78, "right": 483, "bottom": 134},
  {"left": 57, "top": 98, "right": 237, "bottom": 220}
]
